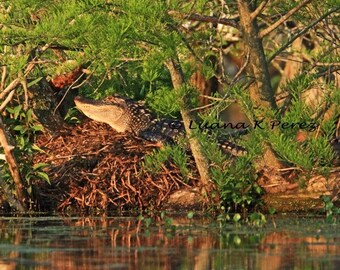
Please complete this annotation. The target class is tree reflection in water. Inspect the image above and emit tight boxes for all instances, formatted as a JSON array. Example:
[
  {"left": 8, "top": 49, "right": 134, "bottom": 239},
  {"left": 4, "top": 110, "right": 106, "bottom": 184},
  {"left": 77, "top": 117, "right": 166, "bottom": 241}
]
[{"left": 0, "top": 216, "right": 338, "bottom": 270}]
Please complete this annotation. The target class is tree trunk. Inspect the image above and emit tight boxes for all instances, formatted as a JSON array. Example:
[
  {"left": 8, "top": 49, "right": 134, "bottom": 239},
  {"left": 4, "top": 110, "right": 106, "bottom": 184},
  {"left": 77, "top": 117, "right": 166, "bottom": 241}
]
[
  {"left": 165, "top": 58, "right": 217, "bottom": 200},
  {"left": 237, "top": 0, "right": 283, "bottom": 169},
  {"left": 0, "top": 116, "right": 27, "bottom": 211},
  {"left": 237, "top": 0, "right": 277, "bottom": 111}
]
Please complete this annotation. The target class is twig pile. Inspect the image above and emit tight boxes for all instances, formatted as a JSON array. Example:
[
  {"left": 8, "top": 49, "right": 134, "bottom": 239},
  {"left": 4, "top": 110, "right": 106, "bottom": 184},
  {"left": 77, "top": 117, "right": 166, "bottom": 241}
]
[{"left": 34, "top": 120, "right": 198, "bottom": 212}]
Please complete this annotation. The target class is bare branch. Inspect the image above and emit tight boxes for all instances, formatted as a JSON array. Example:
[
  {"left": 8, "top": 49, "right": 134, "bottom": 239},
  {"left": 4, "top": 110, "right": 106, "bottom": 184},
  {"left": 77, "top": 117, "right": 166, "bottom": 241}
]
[
  {"left": 189, "top": 102, "right": 215, "bottom": 112},
  {"left": 0, "top": 78, "right": 20, "bottom": 100},
  {"left": 0, "top": 116, "right": 27, "bottom": 211},
  {"left": 315, "top": 65, "right": 340, "bottom": 79},
  {"left": 313, "top": 62, "right": 340, "bottom": 67},
  {"left": 53, "top": 71, "right": 87, "bottom": 114},
  {"left": 115, "top": 58, "right": 142, "bottom": 62},
  {"left": 0, "top": 65, "right": 7, "bottom": 91},
  {"left": 268, "top": 7, "right": 339, "bottom": 63},
  {"left": 24, "top": 62, "right": 37, "bottom": 77},
  {"left": 231, "top": 49, "right": 250, "bottom": 84},
  {"left": 0, "top": 90, "right": 15, "bottom": 113},
  {"left": 24, "top": 43, "right": 51, "bottom": 76},
  {"left": 168, "top": 10, "right": 239, "bottom": 29},
  {"left": 259, "top": 0, "right": 312, "bottom": 38},
  {"left": 251, "top": 0, "right": 269, "bottom": 21},
  {"left": 20, "top": 77, "right": 29, "bottom": 111}
]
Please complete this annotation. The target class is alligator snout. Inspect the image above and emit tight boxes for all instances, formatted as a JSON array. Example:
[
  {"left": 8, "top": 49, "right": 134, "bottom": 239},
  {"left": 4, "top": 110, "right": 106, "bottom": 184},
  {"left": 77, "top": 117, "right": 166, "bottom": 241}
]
[{"left": 74, "top": 96, "right": 94, "bottom": 105}]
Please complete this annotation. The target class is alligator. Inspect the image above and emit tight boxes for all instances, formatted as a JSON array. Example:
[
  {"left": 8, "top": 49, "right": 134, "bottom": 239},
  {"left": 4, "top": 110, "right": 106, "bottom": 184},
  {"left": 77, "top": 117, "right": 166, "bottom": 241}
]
[{"left": 74, "top": 96, "right": 247, "bottom": 156}]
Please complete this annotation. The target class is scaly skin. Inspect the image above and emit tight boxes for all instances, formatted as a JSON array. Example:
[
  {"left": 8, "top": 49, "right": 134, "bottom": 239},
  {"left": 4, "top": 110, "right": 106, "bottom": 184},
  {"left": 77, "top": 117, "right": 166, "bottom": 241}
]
[{"left": 74, "top": 96, "right": 247, "bottom": 156}]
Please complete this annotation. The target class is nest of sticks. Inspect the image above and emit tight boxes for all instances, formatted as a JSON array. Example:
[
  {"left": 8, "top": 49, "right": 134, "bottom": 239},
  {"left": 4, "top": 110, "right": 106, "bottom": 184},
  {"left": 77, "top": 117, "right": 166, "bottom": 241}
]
[{"left": 33, "top": 120, "right": 199, "bottom": 212}]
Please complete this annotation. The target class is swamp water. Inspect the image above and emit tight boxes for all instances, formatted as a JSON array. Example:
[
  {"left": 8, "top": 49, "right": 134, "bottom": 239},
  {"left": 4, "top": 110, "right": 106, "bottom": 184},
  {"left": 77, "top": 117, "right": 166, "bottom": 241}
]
[{"left": 0, "top": 215, "right": 339, "bottom": 270}]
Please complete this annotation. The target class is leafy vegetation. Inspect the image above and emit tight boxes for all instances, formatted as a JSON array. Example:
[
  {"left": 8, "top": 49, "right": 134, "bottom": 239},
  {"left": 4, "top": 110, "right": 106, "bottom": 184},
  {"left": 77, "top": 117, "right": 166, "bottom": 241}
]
[
  {"left": 0, "top": 0, "right": 339, "bottom": 215},
  {"left": 2, "top": 105, "right": 48, "bottom": 201},
  {"left": 143, "top": 144, "right": 190, "bottom": 179}
]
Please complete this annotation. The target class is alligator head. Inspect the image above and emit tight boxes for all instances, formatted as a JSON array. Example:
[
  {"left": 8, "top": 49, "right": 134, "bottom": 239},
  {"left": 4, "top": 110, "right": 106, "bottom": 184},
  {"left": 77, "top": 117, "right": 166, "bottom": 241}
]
[
  {"left": 74, "top": 96, "right": 131, "bottom": 132},
  {"left": 74, "top": 96, "right": 154, "bottom": 134}
]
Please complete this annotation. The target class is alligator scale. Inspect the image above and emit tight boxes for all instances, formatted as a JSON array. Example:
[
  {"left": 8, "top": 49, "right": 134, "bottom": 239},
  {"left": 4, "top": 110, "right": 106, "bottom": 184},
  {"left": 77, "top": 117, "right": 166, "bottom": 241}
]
[{"left": 74, "top": 96, "right": 247, "bottom": 156}]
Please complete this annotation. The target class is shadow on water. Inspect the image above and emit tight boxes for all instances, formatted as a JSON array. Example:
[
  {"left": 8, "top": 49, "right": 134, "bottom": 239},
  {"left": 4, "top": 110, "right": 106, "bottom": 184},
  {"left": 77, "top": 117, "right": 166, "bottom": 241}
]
[{"left": 0, "top": 215, "right": 339, "bottom": 269}]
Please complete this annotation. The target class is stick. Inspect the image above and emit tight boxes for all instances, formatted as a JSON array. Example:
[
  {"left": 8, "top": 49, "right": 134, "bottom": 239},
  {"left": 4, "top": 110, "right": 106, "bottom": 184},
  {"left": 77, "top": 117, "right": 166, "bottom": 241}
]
[
  {"left": 0, "top": 90, "right": 15, "bottom": 113},
  {"left": 168, "top": 10, "right": 239, "bottom": 29},
  {"left": 259, "top": 0, "right": 312, "bottom": 38},
  {"left": 0, "top": 116, "right": 27, "bottom": 211},
  {"left": 0, "top": 65, "right": 7, "bottom": 91},
  {"left": 0, "top": 78, "right": 20, "bottom": 100}
]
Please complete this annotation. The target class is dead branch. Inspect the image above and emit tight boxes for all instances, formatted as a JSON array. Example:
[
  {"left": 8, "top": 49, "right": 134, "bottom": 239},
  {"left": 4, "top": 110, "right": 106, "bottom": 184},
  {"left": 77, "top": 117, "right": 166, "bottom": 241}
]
[
  {"left": 20, "top": 77, "right": 29, "bottom": 111},
  {"left": 53, "top": 70, "right": 87, "bottom": 114},
  {"left": 168, "top": 10, "right": 239, "bottom": 29},
  {"left": 259, "top": 0, "right": 312, "bottom": 38},
  {"left": 251, "top": 0, "right": 269, "bottom": 21},
  {"left": 314, "top": 62, "right": 340, "bottom": 67},
  {"left": 231, "top": 49, "right": 250, "bottom": 84},
  {"left": 0, "top": 65, "right": 7, "bottom": 91},
  {"left": 0, "top": 78, "right": 20, "bottom": 100},
  {"left": 0, "top": 90, "right": 15, "bottom": 113}
]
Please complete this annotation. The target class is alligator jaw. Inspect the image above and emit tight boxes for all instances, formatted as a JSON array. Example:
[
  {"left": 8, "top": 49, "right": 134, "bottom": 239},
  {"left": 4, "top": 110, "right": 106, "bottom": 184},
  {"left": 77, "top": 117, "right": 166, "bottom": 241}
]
[{"left": 74, "top": 96, "right": 130, "bottom": 132}]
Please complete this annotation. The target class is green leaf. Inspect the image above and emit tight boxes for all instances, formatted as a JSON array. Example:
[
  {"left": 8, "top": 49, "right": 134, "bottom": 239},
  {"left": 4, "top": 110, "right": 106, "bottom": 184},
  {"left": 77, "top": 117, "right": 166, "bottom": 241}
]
[
  {"left": 164, "top": 217, "right": 173, "bottom": 226},
  {"left": 36, "top": 171, "right": 50, "bottom": 184},
  {"left": 27, "top": 77, "right": 43, "bottom": 88},
  {"left": 19, "top": 136, "right": 25, "bottom": 148},
  {"left": 13, "top": 105, "right": 23, "bottom": 120},
  {"left": 144, "top": 218, "right": 152, "bottom": 227},
  {"left": 187, "top": 211, "right": 194, "bottom": 219},
  {"left": 32, "top": 144, "right": 45, "bottom": 152},
  {"left": 26, "top": 109, "right": 33, "bottom": 123},
  {"left": 31, "top": 125, "right": 44, "bottom": 132},
  {"left": 6, "top": 107, "right": 15, "bottom": 114},
  {"left": 233, "top": 213, "right": 241, "bottom": 223},
  {"left": 13, "top": 125, "right": 24, "bottom": 132},
  {"left": 269, "top": 207, "right": 276, "bottom": 215},
  {"left": 33, "top": 163, "right": 49, "bottom": 171}
]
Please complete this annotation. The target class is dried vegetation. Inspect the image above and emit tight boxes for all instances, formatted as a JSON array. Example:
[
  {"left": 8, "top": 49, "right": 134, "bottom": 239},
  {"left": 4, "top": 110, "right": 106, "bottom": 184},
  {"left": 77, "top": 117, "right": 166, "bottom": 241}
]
[{"left": 34, "top": 120, "right": 198, "bottom": 212}]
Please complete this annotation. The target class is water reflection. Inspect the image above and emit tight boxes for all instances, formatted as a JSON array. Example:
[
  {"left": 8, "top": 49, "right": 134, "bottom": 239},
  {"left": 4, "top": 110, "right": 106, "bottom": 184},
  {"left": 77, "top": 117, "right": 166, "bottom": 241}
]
[{"left": 0, "top": 216, "right": 339, "bottom": 269}]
